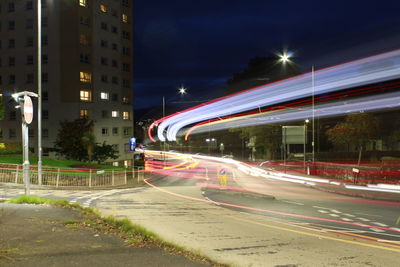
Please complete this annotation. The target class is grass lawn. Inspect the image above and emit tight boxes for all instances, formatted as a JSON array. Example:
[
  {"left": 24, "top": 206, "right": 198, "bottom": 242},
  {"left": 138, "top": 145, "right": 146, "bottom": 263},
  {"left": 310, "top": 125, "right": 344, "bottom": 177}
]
[{"left": 0, "top": 155, "right": 125, "bottom": 170}]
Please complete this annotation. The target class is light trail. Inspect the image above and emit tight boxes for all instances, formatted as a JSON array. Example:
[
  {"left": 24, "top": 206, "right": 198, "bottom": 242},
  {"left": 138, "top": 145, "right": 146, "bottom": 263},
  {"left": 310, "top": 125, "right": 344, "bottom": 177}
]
[
  {"left": 183, "top": 91, "right": 400, "bottom": 136},
  {"left": 152, "top": 49, "right": 400, "bottom": 142}
]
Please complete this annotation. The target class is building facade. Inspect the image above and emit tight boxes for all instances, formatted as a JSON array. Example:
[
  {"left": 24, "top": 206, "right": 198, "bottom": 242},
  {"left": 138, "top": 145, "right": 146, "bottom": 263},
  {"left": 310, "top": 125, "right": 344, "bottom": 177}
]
[{"left": 0, "top": 0, "right": 134, "bottom": 166}]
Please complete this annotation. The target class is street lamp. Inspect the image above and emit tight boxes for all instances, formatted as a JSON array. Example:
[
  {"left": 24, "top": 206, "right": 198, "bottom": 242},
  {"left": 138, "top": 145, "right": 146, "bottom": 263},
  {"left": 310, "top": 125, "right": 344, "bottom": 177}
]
[
  {"left": 277, "top": 51, "right": 293, "bottom": 64},
  {"left": 304, "top": 119, "right": 310, "bottom": 173},
  {"left": 178, "top": 86, "right": 187, "bottom": 95},
  {"left": 37, "top": 0, "right": 43, "bottom": 185},
  {"left": 12, "top": 91, "right": 39, "bottom": 195}
]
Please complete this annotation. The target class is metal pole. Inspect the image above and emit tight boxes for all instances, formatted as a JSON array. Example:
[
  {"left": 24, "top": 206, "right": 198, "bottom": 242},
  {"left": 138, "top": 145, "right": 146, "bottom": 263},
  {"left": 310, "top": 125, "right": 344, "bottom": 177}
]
[
  {"left": 162, "top": 96, "right": 166, "bottom": 163},
  {"left": 312, "top": 66, "right": 315, "bottom": 163},
  {"left": 37, "top": 0, "right": 43, "bottom": 185},
  {"left": 304, "top": 124, "right": 306, "bottom": 173},
  {"left": 22, "top": 122, "right": 30, "bottom": 195}
]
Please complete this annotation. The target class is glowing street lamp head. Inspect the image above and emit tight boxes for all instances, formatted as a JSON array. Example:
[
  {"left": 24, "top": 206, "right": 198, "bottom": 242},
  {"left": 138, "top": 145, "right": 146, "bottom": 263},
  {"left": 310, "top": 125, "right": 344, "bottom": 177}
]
[
  {"left": 178, "top": 87, "right": 187, "bottom": 95},
  {"left": 278, "top": 51, "right": 293, "bottom": 63}
]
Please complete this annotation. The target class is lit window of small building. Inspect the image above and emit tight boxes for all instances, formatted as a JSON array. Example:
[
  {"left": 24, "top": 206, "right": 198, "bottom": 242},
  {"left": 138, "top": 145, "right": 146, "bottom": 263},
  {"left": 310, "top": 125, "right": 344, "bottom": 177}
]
[
  {"left": 112, "top": 162, "right": 119, "bottom": 167},
  {"left": 79, "top": 0, "right": 88, "bottom": 7},
  {"left": 80, "top": 109, "right": 89, "bottom": 118},
  {"left": 122, "top": 112, "right": 130, "bottom": 120},
  {"left": 100, "top": 4, "right": 107, "bottom": 12},
  {"left": 122, "top": 14, "right": 128, "bottom": 23},
  {"left": 80, "top": 90, "right": 92, "bottom": 101},
  {"left": 79, "top": 72, "right": 91, "bottom": 83},
  {"left": 122, "top": 96, "right": 129, "bottom": 104},
  {"left": 111, "top": 111, "right": 119, "bottom": 118},
  {"left": 80, "top": 34, "right": 89, "bottom": 46},
  {"left": 100, "top": 92, "right": 109, "bottom": 100}
]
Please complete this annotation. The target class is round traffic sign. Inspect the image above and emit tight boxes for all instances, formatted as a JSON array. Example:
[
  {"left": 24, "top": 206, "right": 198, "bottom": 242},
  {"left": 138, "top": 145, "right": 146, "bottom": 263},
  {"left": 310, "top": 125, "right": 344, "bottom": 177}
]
[{"left": 23, "top": 95, "right": 33, "bottom": 124}]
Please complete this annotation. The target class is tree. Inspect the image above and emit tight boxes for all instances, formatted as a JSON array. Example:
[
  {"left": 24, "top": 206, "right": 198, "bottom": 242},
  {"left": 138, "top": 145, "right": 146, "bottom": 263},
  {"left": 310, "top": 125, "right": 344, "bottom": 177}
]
[
  {"left": 82, "top": 131, "right": 96, "bottom": 162},
  {"left": 230, "top": 124, "right": 281, "bottom": 160},
  {"left": 0, "top": 95, "right": 4, "bottom": 120},
  {"left": 225, "top": 56, "right": 301, "bottom": 94},
  {"left": 54, "top": 118, "right": 119, "bottom": 163},
  {"left": 93, "top": 142, "right": 118, "bottom": 164},
  {"left": 325, "top": 113, "right": 381, "bottom": 162},
  {"left": 55, "top": 118, "right": 94, "bottom": 161}
]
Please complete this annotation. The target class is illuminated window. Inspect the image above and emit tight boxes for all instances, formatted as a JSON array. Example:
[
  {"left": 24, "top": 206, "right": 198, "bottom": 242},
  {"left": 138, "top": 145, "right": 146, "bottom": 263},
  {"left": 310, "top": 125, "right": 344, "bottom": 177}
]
[
  {"left": 80, "top": 34, "right": 88, "bottom": 46},
  {"left": 79, "top": 72, "right": 91, "bottom": 83},
  {"left": 100, "top": 92, "right": 109, "bottom": 100},
  {"left": 112, "top": 162, "right": 119, "bottom": 167},
  {"left": 79, "top": 0, "right": 87, "bottom": 7},
  {"left": 111, "top": 111, "right": 119, "bottom": 118},
  {"left": 80, "top": 109, "right": 89, "bottom": 118},
  {"left": 122, "top": 112, "right": 130, "bottom": 120},
  {"left": 80, "top": 90, "right": 92, "bottom": 101},
  {"left": 100, "top": 4, "right": 107, "bottom": 12},
  {"left": 122, "top": 96, "right": 129, "bottom": 104},
  {"left": 122, "top": 14, "right": 128, "bottom": 23}
]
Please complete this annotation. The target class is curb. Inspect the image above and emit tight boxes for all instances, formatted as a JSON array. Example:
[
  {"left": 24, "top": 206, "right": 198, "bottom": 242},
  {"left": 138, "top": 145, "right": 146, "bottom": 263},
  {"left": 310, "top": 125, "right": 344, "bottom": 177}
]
[{"left": 201, "top": 187, "right": 275, "bottom": 200}]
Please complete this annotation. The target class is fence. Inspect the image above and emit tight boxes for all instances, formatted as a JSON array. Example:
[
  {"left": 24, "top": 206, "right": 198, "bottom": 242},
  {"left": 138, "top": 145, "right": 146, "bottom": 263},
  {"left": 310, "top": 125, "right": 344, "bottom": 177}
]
[{"left": 0, "top": 163, "right": 145, "bottom": 188}]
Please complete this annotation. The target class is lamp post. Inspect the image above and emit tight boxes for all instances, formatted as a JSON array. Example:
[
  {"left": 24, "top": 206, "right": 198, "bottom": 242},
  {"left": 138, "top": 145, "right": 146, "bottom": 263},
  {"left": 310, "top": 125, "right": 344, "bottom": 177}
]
[
  {"left": 37, "top": 0, "right": 43, "bottom": 185},
  {"left": 311, "top": 66, "right": 315, "bottom": 163},
  {"left": 304, "top": 119, "right": 310, "bottom": 173},
  {"left": 12, "top": 91, "right": 39, "bottom": 195}
]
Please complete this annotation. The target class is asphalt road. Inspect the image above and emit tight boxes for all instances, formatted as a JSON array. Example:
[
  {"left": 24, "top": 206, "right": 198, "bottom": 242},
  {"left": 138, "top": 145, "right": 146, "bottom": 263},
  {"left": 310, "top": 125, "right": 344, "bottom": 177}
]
[{"left": 1, "top": 151, "right": 399, "bottom": 266}]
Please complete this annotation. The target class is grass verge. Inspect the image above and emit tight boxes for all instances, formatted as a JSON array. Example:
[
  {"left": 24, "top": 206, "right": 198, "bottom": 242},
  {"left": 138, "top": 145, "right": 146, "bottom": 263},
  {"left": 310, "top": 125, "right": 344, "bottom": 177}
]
[{"left": 6, "top": 196, "right": 226, "bottom": 266}]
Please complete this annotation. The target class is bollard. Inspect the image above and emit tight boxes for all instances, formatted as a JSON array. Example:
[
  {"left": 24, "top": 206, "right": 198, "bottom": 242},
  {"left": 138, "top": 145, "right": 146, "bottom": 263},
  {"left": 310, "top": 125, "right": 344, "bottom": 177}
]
[
  {"left": 89, "top": 170, "right": 92, "bottom": 188},
  {"left": 15, "top": 164, "right": 19, "bottom": 184},
  {"left": 56, "top": 168, "right": 60, "bottom": 188}
]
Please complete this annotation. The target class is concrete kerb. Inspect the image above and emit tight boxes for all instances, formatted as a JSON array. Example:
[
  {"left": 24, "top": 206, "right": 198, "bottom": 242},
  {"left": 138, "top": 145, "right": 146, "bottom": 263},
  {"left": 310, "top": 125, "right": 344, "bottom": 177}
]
[{"left": 201, "top": 186, "right": 275, "bottom": 200}]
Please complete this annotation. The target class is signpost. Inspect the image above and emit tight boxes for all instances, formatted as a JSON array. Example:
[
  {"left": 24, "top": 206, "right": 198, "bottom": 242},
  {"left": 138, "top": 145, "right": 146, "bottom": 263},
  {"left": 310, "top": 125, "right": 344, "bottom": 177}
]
[
  {"left": 129, "top": 137, "right": 136, "bottom": 152},
  {"left": 12, "top": 91, "right": 38, "bottom": 195}
]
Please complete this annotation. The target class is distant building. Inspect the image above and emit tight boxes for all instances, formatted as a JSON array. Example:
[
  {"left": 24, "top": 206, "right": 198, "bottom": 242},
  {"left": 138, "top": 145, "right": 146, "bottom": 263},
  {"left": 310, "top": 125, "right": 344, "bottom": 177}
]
[{"left": 0, "top": 0, "right": 133, "bottom": 166}]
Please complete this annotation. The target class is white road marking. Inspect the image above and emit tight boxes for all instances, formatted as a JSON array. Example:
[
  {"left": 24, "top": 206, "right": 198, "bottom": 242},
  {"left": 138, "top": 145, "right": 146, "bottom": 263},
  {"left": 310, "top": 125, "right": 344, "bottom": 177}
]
[
  {"left": 204, "top": 197, "right": 220, "bottom": 206},
  {"left": 318, "top": 210, "right": 328, "bottom": 213},
  {"left": 313, "top": 206, "right": 330, "bottom": 210},
  {"left": 341, "top": 218, "right": 353, "bottom": 222},
  {"left": 329, "top": 214, "right": 339, "bottom": 217},
  {"left": 282, "top": 200, "right": 304, "bottom": 205},
  {"left": 358, "top": 217, "right": 370, "bottom": 222},
  {"left": 343, "top": 213, "right": 355, "bottom": 217},
  {"left": 330, "top": 209, "right": 341, "bottom": 214},
  {"left": 370, "top": 228, "right": 385, "bottom": 233},
  {"left": 372, "top": 222, "right": 388, "bottom": 227}
]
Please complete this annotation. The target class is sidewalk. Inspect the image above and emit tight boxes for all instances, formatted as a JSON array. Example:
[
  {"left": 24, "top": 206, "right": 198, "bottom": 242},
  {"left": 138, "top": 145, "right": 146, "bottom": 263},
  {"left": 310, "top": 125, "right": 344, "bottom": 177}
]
[{"left": 0, "top": 202, "right": 211, "bottom": 267}]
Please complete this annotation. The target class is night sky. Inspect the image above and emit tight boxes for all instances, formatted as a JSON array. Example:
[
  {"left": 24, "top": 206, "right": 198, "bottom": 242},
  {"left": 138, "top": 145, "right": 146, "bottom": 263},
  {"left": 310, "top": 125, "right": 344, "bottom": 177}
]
[{"left": 134, "top": 0, "right": 400, "bottom": 113}]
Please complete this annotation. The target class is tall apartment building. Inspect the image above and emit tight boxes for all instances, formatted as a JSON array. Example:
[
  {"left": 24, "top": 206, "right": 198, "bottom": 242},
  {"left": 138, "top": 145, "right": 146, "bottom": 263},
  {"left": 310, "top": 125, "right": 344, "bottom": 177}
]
[{"left": 0, "top": 0, "right": 134, "bottom": 166}]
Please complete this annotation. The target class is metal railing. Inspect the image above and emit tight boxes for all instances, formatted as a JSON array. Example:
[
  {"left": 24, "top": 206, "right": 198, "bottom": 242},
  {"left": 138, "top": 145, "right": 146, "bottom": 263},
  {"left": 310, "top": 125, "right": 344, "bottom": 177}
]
[{"left": 0, "top": 163, "right": 145, "bottom": 188}]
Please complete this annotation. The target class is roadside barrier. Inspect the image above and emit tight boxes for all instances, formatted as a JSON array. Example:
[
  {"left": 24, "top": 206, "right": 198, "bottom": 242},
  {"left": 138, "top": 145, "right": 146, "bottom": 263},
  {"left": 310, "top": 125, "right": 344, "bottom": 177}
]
[{"left": 0, "top": 163, "right": 146, "bottom": 188}]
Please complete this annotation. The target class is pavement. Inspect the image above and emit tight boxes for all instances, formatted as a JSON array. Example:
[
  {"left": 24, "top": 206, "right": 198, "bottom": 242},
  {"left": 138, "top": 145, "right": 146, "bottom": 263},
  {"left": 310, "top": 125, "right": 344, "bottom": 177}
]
[{"left": 0, "top": 202, "right": 212, "bottom": 267}]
